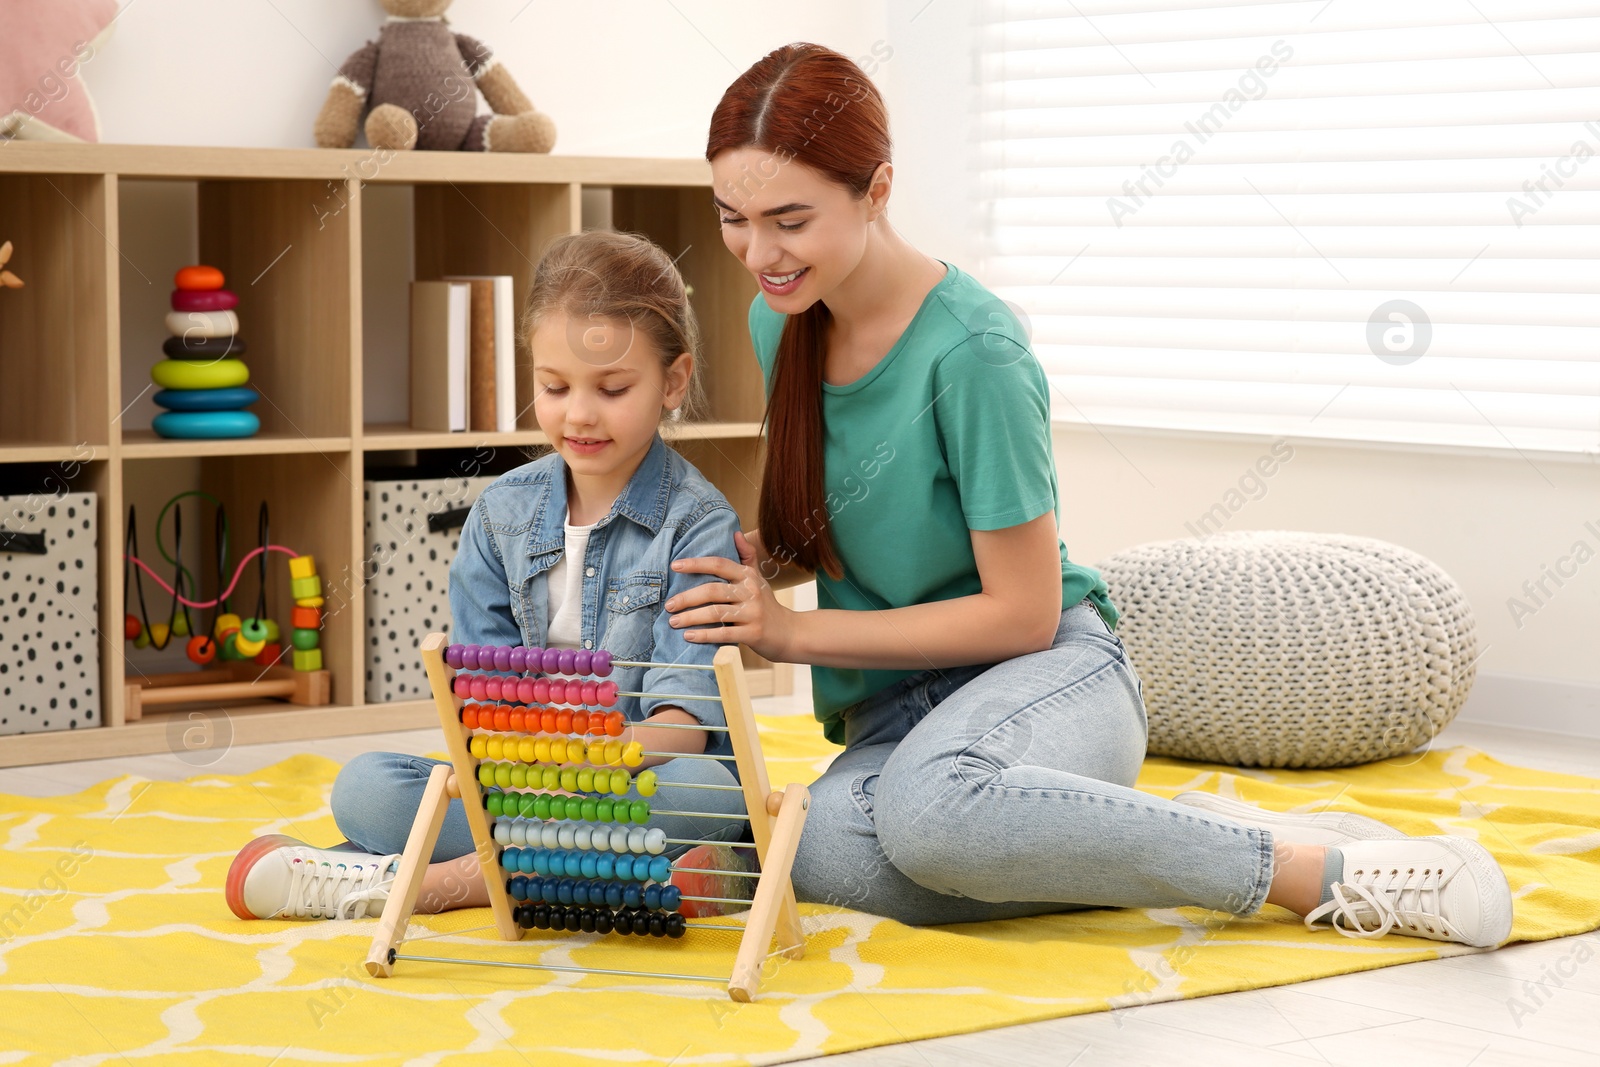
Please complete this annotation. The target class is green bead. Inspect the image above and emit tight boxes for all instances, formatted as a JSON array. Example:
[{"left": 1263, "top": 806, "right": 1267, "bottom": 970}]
[
  {"left": 630, "top": 800, "right": 650, "bottom": 825},
  {"left": 219, "top": 631, "right": 241, "bottom": 659},
  {"left": 171, "top": 614, "right": 190, "bottom": 637},
  {"left": 516, "top": 793, "right": 536, "bottom": 819},
  {"left": 494, "top": 764, "right": 512, "bottom": 789},
  {"left": 241, "top": 617, "right": 269, "bottom": 642},
  {"left": 291, "top": 627, "right": 319, "bottom": 651},
  {"left": 510, "top": 764, "right": 528, "bottom": 788},
  {"left": 597, "top": 799, "right": 614, "bottom": 823},
  {"left": 532, "top": 794, "right": 551, "bottom": 820},
  {"left": 478, "top": 763, "right": 495, "bottom": 788},
  {"left": 485, "top": 791, "right": 503, "bottom": 817},
  {"left": 262, "top": 618, "right": 281, "bottom": 642},
  {"left": 541, "top": 768, "right": 560, "bottom": 790},
  {"left": 580, "top": 798, "right": 598, "bottom": 822}
]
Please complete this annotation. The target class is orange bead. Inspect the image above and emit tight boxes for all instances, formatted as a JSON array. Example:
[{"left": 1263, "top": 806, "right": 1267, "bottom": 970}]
[
  {"left": 540, "top": 708, "right": 557, "bottom": 734},
  {"left": 508, "top": 707, "right": 525, "bottom": 733},
  {"left": 174, "top": 264, "right": 224, "bottom": 290},
  {"left": 556, "top": 709, "right": 573, "bottom": 734},
  {"left": 186, "top": 634, "right": 216, "bottom": 665},
  {"left": 290, "top": 605, "right": 321, "bottom": 630},
  {"left": 606, "top": 711, "right": 626, "bottom": 737},
  {"left": 493, "top": 707, "right": 511, "bottom": 732},
  {"left": 571, "top": 711, "right": 590, "bottom": 735},
  {"left": 461, "top": 705, "right": 480, "bottom": 730}
]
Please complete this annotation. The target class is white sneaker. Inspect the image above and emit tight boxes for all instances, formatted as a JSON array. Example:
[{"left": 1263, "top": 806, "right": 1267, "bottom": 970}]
[
  {"left": 1174, "top": 791, "right": 1406, "bottom": 847},
  {"left": 226, "top": 834, "right": 400, "bottom": 920},
  {"left": 1306, "top": 836, "right": 1514, "bottom": 949}
]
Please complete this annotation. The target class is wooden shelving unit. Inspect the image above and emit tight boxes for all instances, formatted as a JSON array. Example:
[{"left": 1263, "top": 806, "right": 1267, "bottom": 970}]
[{"left": 0, "top": 143, "right": 788, "bottom": 768}]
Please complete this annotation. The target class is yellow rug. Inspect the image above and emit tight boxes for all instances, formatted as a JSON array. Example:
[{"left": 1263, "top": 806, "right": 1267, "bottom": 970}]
[{"left": 4, "top": 716, "right": 1599, "bottom": 1066}]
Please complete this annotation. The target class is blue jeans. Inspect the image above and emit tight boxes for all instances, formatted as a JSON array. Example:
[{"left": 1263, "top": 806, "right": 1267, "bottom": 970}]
[
  {"left": 331, "top": 750, "right": 748, "bottom": 864},
  {"left": 790, "top": 601, "right": 1276, "bottom": 925}
]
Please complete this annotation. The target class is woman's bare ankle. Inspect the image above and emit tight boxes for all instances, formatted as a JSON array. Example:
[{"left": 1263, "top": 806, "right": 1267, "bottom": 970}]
[
  {"left": 1264, "top": 841, "right": 1327, "bottom": 916},
  {"left": 415, "top": 853, "right": 491, "bottom": 914}
]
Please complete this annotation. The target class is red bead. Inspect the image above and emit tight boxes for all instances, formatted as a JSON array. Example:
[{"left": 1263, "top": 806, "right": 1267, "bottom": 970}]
[
  {"left": 186, "top": 635, "right": 216, "bottom": 665},
  {"left": 581, "top": 681, "right": 598, "bottom": 706},
  {"left": 124, "top": 614, "right": 141, "bottom": 640},
  {"left": 171, "top": 287, "right": 238, "bottom": 312},
  {"left": 598, "top": 681, "right": 619, "bottom": 708},
  {"left": 253, "top": 642, "right": 282, "bottom": 666}
]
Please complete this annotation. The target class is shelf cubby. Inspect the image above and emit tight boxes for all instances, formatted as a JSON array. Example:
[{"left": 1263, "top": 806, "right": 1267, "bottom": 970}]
[{"left": 0, "top": 144, "right": 783, "bottom": 768}]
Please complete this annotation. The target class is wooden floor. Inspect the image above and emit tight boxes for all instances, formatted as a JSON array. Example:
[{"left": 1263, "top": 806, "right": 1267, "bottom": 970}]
[{"left": 3, "top": 696, "right": 1597, "bottom": 1067}]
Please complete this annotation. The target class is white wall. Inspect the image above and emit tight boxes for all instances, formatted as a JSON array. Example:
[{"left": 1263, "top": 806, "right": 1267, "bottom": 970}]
[{"left": 81, "top": 1, "right": 887, "bottom": 157}]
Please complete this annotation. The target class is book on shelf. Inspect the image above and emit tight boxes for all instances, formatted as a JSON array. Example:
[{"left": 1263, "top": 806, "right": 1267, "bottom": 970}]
[
  {"left": 443, "top": 274, "right": 517, "bottom": 433},
  {"left": 409, "top": 280, "right": 471, "bottom": 433}
]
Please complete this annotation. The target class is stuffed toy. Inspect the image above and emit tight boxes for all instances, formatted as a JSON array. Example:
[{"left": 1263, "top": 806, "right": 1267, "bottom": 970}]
[
  {"left": 314, "top": 0, "right": 555, "bottom": 153},
  {"left": 0, "top": 0, "right": 119, "bottom": 143},
  {"left": 0, "top": 242, "right": 23, "bottom": 289}
]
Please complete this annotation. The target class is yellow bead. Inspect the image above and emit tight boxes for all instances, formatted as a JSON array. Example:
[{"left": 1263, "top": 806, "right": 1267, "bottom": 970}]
[
  {"left": 576, "top": 768, "right": 594, "bottom": 793},
  {"left": 291, "top": 647, "right": 322, "bottom": 671},
  {"left": 149, "top": 623, "right": 171, "bottom": 649},
  {"left": 518, "top": 737, "right": 537, "bottom": 763},
  {"left": 609, "top": 770, "right": 630, "bottom": 795},
  {"left": 486, "top": 737, "right": 504, "bottom": 760},
  {"left": 290, "top": 575, "right": 321, "bottom": 601},
  {"left": 469, "top": 736, "right": 487, "bottom": 759},
  {"left": 559, "top": 768, "right": 578, "bottom": 792},
  {"left": 534, "top": 738, "right": 552, "bottom": 763},
  {"left": 510, "top": 764, "right": 528, "bottom": 788},
  {"left": 213, "top": 613, "right": 242, "bottom": 640},
  {"left": 288, "top": 555, "right": 318, "bottom": 580},
  {"left": 604, "top": 740, "right": 623, "bottom": 766},
  {"left": 234, "top": 633, "right": 265, "bottom": 657},
  {"left": 295, "top": 595, "right": 325, "bottom": 608},
  {"left": 636, "top": 770, "right": 658, "bottom": 798},
  {"left": 587, "top": 741, "right": 606, "bottom": 765},
  {"left": 622, "top": 742, "right": 643, "bottom": 769}
]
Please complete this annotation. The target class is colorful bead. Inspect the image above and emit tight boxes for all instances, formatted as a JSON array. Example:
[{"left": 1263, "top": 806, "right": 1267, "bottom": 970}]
[
  {"left": 644, "top": 828, "right": 666, "bottom": 855},
  {"left": 576, "top": 768, "right": 594, "bottom": 793},
  {"left": 605, "top": 712, "right": 626, "bottom": 737},
  {"left": 446, "top": 644, "right": 464, "bottom": 669},
  {"left": 541, "top": 648, "right": 562, "bottom": 673},
  {"left": 509, "top": 647, "right": 527, "bottom": 672},
  {"left": 213, "top": 613, "right": 242, "bottom": 640},
  {"left": 290, "top": 628, "right": 319, "bottom": 651},
  {"left": 609, "top": 770, "right": 630, "bottom": 796},
  {"left": 630, "top": 800, "right": 650, "bottom": 825},
  {"left": 635, "top": 770, "right": 658, "bottom": 798},
  {"left": 598, "top": 681, "right": 619, "bottom": 707},
  {"left": 254, "top": 642, "right": 282, "bottom": 666},
  {"left": 124, "top": 614, "right": 141, "bottom": 640},
  {"left": 290, "top": 575, "right": 321, "bottom": 601},
  {"left": 574, "top": 650, "right": 593, "bottom": 674},
  {"left": 493, "top": 646, "right": 511, "bottom": 672},
  {"left": 593, "top": 651, "right": 613, "bottom": 677},
  {"left": 148, "top": 622, "right": 171, "bottom": 649},
  {"left": 622, "top": 742, "right": 643, "bottom": 769},
  {"left": 288, "top": 555, "right": 317, "bottom": 580},
  {"left": 461, "top": 644, "right": 481, "bottom": 670},
  {"left": 557, "top": 649, "right": 576, "bottom": 675},
  {"left": 533, "top": 678, "right": 551, "bottom": 704},
  {"left": 517, "top": 677, "right": 536, "bottom": 704},
  {"left": 290, "top": 605, "right": 320, "bottom": 630},
  {"left": 581, "top": 681, "right": 598, "bottom": 705}
]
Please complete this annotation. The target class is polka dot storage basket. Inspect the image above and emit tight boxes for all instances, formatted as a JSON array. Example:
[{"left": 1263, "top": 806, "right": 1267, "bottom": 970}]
[
  {"left": 0, "top": 492, "right": 101, "bottom": 734},
  {"left": 1096, "top": 531, "right": 1478, "bottom": 769}
]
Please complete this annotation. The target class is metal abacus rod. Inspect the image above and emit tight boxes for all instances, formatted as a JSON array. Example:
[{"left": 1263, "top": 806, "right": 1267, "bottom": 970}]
[{"left": 366, "top": 636, "right": 810, "bottom": 1002}]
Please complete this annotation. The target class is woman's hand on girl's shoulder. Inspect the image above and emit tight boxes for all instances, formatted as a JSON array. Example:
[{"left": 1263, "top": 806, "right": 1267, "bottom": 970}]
[{"left": 666, "top": 531, "right": 796, "bottom": 661}]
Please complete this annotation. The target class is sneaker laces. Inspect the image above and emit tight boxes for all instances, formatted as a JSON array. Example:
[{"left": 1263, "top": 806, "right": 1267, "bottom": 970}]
[
  {"left": 283, "top": 850, "right": 398, "bottom": 920},
  {"left": 1304, "top": 861, "right": 1460, "bottom": 941}
]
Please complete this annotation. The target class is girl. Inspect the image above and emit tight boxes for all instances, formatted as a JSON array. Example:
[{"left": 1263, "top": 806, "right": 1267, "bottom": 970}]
[
  {"left": 225, "top": 231, "right": 750, "bottom": 921},
  {"left": 667, "top": 44, "right": 1514, "bottom": 948}
]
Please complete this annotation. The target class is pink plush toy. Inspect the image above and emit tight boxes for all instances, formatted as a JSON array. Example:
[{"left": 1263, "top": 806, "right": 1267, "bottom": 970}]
[
  {"left": 0, "top": 0, "right": 119, "bottom": 143},
  {"left": 314, "top": 0, "right": 555, "bottom": 153}
]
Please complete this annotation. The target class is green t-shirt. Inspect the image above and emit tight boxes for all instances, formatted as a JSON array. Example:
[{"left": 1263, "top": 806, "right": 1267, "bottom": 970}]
[{"left": 749, "top": 262, "right": 1118, "bottom": 745}]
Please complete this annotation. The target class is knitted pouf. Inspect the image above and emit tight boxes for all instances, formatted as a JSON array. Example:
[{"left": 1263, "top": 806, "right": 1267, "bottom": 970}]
[{"left": 1096, "top": 532, "right": 1478, "bottom": 768}]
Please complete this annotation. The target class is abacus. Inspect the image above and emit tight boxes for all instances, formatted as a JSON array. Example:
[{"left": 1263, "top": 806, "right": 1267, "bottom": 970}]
[{"left": 365, "top": 633, "right": 809, "bottom": 1002}]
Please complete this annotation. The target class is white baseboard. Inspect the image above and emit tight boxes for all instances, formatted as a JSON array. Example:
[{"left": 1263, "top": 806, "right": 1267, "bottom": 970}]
[{"left": 1457, "top": 671, "right": 1600, "bottom": 741}]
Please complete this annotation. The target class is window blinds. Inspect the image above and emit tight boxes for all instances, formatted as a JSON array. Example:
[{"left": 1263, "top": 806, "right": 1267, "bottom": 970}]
[{"left": 978, "top": 0, "right": 1600, "bottom": 454}]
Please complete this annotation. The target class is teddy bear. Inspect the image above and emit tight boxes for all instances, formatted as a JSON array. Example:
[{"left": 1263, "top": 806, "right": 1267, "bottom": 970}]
[{"left": 313, "top": 0, "right": 555, "bottom": 153}]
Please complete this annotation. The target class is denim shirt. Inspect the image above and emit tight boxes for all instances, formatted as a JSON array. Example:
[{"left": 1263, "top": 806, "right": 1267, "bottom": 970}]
[{"left": 448, "top": 434, "right": 740, "bottom": 754}]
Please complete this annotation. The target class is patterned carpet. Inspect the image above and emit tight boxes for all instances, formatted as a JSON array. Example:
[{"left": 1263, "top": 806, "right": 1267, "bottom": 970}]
[{"left": 3, "top": 715, "right": 1599, "bottom": 1066}]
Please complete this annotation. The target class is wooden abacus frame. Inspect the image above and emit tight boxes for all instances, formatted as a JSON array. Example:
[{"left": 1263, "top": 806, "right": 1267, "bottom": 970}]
[{"left": 364, "top": 633, "right": 809, "bottom": 1001}]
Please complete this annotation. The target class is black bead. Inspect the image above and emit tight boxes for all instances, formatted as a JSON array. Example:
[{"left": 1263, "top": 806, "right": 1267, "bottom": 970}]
[
  {"left": 532, "top": 905, "right": 551, "bottom": 930},
  {"left": 665, "top": 912, "right": 687, "bottom": 939},
  {"left": 631, "top": 911, "right": 650, "bottom": 935},
  {"left": 647, "top": 913, "right": 666, "bottom": 937},
  {"left": 579, "top": 910, "right": 597, "bottom": 933},
  {"left": 564, "top": 910, "right": 583, "bottom": 932},
  {"left": 594, "top": 910, "right": 615, "bottom": 934}
]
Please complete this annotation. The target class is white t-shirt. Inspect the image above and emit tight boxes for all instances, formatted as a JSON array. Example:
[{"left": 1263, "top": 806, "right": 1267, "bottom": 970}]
[{"left": 544, "top": 517, "right": 596, "bottom": 649}]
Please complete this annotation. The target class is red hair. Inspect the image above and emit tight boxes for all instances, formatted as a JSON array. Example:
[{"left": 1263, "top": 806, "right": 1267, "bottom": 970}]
[{"left": 707, "top": 43, "right": 892, "bottom": 581}]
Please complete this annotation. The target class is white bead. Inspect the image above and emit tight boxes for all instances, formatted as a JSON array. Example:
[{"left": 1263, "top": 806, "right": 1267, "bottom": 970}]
[
  {"left": 557, "top": 825, "right": 576, "bottom": 849},
  {"left": 610, "top": 827, "right": 630, "bottom": 851},
  {"left": 591, "top": 827, "right": 611, "bottom": 852},
  {"left": 493, "top": 822, "right": 511, "bottom": 845},
  {"left": 644, "top": 828, "right": 666, "bottom": 855},
  {"left": 627, "top": 827, "right": 646, "bottom": 854},
  {"left": 513, "top": 822, "right": 531, "bottom": 847},
  {"left": 541, "top": 824, "right": 561, "bottom": 849},
  {"left": 573, "top": 825, "right": 592, "bottom": 850}
]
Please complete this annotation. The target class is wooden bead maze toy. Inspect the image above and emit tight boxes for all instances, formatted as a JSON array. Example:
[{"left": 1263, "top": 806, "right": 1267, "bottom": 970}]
[{"left": 366, "top": 633, "right": 810, "bottom": 1002}]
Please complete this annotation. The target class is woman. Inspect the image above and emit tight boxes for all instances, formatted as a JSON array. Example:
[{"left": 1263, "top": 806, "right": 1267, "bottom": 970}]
[{"left": 667, "top": 43, "right": 1513, "bottom": 947}]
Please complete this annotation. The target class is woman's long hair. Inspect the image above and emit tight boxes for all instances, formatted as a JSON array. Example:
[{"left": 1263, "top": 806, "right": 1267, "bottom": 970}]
[{"left": 706, "top": 43, "right": 892, "bottom": 580}]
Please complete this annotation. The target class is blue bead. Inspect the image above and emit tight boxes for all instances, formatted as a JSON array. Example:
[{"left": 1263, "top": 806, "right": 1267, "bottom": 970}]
[
  {"left": 644, "top": 885, "right": 662, "bottom": 910},
  {"left": 533, "top": 851, "right": 552, "bottom": 877},
  {"left": 580, "top": 853, "right": 599, "bottom": 879},
  {"left": 649, "top": 856, "right": 671, "bottom": 883},
  {"left": 572, "top": 882, "right": 591, "bottom": 907},
  {"left": 564, "top": 852, "right": 583, "bottom": 878},
  {"left": 508, "top": 875, "right": 528, "bottom": 901},
  {"left": 557, "top": 878, "right": 575, "bottom": 905},
  {"left": 635, "top": 855, "right": 654, "bottom": 881},
  {"left": 660, "top": 885, "right": 682, "bottom": 912},
  {"left": 518, "top": 850, "right": 536, "bottom": 875},
  {"left": 623, "top": 885, "right": 644, "bottom": 909},
  {"left": 542, "top": 881, "right": 559, "bottom": 904},
  {"left": 501, "top": 848, "right": 519, "bottom": 872},
  {"left": 605, "top": 884, "right": 624, "bottom": 909},
  {"left": 596, "top": 854, "right": 615, "bottom": 880}
]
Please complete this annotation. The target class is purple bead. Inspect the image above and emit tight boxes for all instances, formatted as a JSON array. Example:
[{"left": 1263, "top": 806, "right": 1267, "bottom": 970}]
[
  {"left": 445, "top": 644, "right": 464, "bottom": 669},
  {"left": 541, "top": 648, "right": 562, "bottom": 673},
  {"left": 592, "top": 650, "right": 613, "bottom": 677},
  {"left": 557, "top": 649, "right": 576, "bottom": 675},
  {"left": 509, "top": 647, "right": 527, "bottom": 672},
  {"left": 493, "top": 646, "right": 512, "bottom": 672},
  {"left": 461, "top": 644, "right": 481, "bottom": 670},
  {"left": 526, "top": 647, "right": 543, "bottom": 671},
  {"left": 573, "top": 650, "right": 592, "bottom": 675}
]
